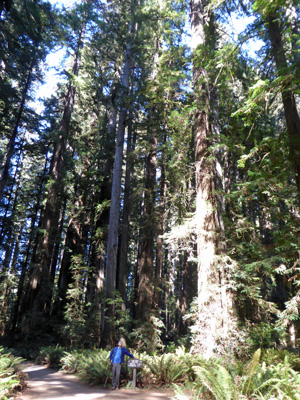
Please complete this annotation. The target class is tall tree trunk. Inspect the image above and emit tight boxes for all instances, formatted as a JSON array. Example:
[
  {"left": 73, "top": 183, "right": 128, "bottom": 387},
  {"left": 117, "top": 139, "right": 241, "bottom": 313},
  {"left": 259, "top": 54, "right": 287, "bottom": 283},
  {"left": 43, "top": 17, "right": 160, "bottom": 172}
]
[
  {"left": 105, "top": 48, "right": 132, "bottom": 297},
  {"left": 21, "top": 29, "right": 84, "bottom": 321},
  {"left": 90, "top": 91, "right": 117, "bottom": 305},
  {"left": 267, "top": 13, "right": 300, "bottom": 204},
  {"left": 117, "top": 108, "right": 136, "bottom": 309},
  {"left": 0, "top": 58, "right": 34, "bottom": 201},
  {"left": 54, "top": 194, "right": 88, "bottom": 321},
  {"left": 154, "top": 147, "right": 166, "bottom": 310},
  {"left": 0, "top": 136, "right": 24, "bottom": 246},
  {"left": 191, "top": 0, "right": 233, "bottom": 357},
  {"left": 10, "top": 155, "right": 49, "bottom": 334},
  {"left": 102, "top": 0, "right": 135, "bottom": 345},
  {"left": 136, "top": 135, "right": 157, "bottom": 321},
  {"left": 135, "top": 33, "right": 161, "bottom": 324}
]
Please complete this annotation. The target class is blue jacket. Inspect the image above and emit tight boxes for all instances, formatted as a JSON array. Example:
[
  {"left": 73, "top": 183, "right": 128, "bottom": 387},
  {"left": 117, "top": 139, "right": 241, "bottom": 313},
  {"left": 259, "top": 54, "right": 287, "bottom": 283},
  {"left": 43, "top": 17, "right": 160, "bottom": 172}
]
[{"left": 109, "top": 346, "right": 134, "bottom": 364}]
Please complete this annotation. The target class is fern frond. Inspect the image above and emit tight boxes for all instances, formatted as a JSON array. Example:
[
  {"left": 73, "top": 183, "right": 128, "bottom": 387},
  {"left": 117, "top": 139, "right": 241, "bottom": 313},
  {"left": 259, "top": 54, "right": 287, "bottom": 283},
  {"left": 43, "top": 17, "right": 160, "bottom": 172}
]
[
  {"left": 193, "top": 364, "right": 234, "bottom": 400},
  {"left": 244, "top": 348, "right": 261, "bottom": 395}
]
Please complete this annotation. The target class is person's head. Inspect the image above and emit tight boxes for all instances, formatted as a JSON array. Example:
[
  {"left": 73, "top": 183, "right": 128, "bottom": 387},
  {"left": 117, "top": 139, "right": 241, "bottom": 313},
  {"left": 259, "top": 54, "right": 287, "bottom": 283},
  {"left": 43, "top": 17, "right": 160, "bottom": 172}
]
[{"left": 118, "top": 340, "right": 123, "bottom": 347}]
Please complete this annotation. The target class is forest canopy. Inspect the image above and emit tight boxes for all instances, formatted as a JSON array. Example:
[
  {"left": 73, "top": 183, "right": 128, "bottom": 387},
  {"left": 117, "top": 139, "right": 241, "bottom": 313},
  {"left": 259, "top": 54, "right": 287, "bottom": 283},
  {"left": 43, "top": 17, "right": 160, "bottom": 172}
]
[{"left": 0, "top": 0, "right": 300, "bottom": 357}]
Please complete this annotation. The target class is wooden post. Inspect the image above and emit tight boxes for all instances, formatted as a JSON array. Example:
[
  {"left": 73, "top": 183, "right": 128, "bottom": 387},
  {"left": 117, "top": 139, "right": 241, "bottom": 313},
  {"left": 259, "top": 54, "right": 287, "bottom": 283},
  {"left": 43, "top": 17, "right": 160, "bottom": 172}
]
[{"left": 132, "top": 368, "right": 137, "bottom": 389}]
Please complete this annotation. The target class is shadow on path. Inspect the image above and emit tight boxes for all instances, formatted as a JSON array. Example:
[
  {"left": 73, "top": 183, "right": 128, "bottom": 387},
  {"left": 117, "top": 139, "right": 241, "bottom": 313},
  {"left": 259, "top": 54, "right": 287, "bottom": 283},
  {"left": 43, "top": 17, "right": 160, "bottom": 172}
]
[{"left": 16, "top": 364, "right": 176, "bottom": 400}]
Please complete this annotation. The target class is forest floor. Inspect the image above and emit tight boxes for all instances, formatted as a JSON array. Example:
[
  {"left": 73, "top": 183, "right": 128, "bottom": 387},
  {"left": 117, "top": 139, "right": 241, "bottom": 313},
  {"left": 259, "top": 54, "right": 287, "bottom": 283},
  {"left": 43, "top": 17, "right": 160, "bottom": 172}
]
[{"left": 16, "top": 364, "right": 187, "bottom": 400}]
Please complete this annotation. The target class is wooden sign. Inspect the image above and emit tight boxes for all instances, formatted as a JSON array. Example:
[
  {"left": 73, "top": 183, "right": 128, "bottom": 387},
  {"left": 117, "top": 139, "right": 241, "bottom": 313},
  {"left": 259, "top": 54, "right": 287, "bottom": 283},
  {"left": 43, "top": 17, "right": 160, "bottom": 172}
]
[
  {"left": 128, "top": 359, "right": 143, "bottom": 368},
  {"left": 128, "top": 359, "right": 143, "bottom": 389}
]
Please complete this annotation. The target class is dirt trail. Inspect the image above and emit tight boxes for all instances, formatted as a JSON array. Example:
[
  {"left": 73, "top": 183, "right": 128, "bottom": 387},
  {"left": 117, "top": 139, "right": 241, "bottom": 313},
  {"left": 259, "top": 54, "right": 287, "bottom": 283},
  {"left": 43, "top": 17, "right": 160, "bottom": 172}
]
[{"left": 16, "top": 364, "right": 178, "bottom": 400}]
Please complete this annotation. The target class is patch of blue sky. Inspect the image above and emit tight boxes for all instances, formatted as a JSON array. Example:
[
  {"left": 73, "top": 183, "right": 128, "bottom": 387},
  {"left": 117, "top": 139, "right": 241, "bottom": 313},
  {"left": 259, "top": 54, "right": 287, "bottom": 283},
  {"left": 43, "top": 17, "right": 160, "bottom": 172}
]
[
  {"left": 31, "top": 0, "right": 78, "bottom": 113},
  {"left": 228, "top": 13, "right": 264, "bottom": 58}
]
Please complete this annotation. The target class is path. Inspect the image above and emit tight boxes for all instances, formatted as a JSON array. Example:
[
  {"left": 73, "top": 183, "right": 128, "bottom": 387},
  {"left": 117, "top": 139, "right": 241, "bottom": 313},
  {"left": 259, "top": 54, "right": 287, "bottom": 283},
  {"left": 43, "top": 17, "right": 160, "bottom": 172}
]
[{"left": 16, "top": 364, "right": 178, "bottom": 400}]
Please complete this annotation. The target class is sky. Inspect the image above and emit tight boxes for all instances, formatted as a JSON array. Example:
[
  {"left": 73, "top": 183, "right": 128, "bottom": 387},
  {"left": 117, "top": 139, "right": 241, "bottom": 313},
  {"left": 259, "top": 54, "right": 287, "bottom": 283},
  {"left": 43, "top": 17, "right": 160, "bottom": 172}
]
[{"left": 33, "top": 0, "right": 77, "bottom": 110}]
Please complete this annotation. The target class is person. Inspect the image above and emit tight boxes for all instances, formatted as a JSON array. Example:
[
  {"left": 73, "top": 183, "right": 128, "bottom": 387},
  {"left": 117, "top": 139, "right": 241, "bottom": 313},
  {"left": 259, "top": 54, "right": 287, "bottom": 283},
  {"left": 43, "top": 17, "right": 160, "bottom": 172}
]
[{"left": 109, "top": 340, "right": 134, "bottom": 390}]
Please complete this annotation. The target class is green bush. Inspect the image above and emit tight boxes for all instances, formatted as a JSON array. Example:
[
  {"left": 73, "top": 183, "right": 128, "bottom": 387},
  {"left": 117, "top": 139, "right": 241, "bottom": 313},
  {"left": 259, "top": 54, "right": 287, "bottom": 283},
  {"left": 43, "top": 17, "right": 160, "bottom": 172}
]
[
  {"left": 56, "top": 346, "right": 300, "bottom": 398},
  {"left": 137, "top": 347, "right": 205, "bottom": 386},
  {"left": 261, "top": 348, "right": 300, "bottom": 371},
  {"left": 35, "top": 345, "right": 66, "bottom": 368},
  {"left": 0, "top": 347, "right": 24, "bottom": 400},
  {"left": 61, "top": 349, "right": 111, "bottom": 385},
  {"left": 190, "top": 348, "right": 300, "bottom": 400}
]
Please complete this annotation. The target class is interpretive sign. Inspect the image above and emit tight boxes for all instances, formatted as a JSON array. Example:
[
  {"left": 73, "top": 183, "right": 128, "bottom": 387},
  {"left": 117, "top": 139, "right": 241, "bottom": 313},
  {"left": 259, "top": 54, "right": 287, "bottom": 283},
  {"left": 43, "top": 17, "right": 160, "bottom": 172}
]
[
  {"left": 128, "top": 359, "right": 143, "bottom": 389},
  {"left": 128, "top": 359, "right": 143, "bottom": 368}
]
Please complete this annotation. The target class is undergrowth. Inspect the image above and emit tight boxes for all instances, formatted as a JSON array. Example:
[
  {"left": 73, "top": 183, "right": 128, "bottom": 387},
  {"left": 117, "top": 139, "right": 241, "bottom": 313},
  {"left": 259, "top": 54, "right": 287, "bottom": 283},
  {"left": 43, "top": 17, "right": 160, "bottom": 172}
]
[
  {"left": 0, "top": 347, "right": 24, "bottom": 400},
  {"left": 34, "top": 345, "right": 300, "bottom": 399}
]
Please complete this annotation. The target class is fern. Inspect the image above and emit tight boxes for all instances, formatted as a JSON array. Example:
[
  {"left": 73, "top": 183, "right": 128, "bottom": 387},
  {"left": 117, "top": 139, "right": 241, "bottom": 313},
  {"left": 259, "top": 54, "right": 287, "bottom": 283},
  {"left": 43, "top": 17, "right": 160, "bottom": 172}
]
[
  {"left": 36, "top": 345, "right": 66, "bottom": 368},
  {"left": 61, "top": 349, "right": 112, "bottom": 385},
  {"left": 193, "top": 364, "right": 235, "bottom": 400},
  {"left": 0, "top": 347, "right": 24, "bottom": 399},
  {"left": 250, "top": 363, "right": 300, "bottom": 400}
]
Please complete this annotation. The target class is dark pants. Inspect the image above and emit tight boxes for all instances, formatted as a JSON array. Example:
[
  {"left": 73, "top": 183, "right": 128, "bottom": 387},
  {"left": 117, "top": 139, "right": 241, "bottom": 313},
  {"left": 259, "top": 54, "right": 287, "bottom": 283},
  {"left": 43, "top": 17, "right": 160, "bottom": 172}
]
[{"left": 112, "top": 363, "right": 121, "bottom": 388}]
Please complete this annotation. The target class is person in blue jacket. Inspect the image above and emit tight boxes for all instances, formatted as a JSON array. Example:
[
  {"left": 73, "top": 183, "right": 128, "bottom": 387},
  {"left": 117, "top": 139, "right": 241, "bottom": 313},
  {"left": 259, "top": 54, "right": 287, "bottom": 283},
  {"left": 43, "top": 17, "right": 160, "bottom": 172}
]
[{"left": 109, "top": 340, "right": 134, "bottom": 390}]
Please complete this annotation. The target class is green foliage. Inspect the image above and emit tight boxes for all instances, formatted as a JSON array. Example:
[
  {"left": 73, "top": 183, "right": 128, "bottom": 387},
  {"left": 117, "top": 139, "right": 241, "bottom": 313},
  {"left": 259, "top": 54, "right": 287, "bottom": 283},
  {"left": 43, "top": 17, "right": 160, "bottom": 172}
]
[
  {"left": 61, "top": 349, "right": 111, "bottom": 385},
  {"left": 130, "top": 315, "right": 165, "bottom": 354},
  {"left": 136, "top": 347, "right": 206, "bottom": 386},
  {"left": 261, "top": 348, "right": 300, "bottom": 371},
  {"left": 62, "top": 256, "right": 92, "bottom": 347},
  {"left": 142, "top": 353, "right": 190, "bottom": 385},
  {"left": 0, "top": 347, "right": 24, "bottom": 400},
  {"left": 35, "top": 345, "right": 66, "bottom": 368},
  {"left": 59, "top": 347, "right": 206, "bottom": 388},
  {"left": 46, "top": 346, "right": 300, "bottom": 400},
  {"left": 190, "top": 348, "right": 300, "bottom": 400}
]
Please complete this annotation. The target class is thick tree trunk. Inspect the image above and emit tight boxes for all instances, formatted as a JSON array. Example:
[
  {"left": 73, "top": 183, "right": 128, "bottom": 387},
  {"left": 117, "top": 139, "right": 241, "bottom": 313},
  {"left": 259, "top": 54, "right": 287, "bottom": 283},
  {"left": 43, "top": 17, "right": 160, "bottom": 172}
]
[
  {"left": 90, "top": 92, "right": 117, "bottom": 307},
  {"left": 21, "top": 30, "right": 84, "bottom": 320},
  {"left": 179, "top": 250, "right": 188, "bottom": 335},
  {"left": 0, "top": 138, "right": 24, "bottom": 247},
  {"left": 54, "top": 203, "right": 88, "bottom": 319},
  {"left": 105, "top": 48, "right": 132, "bottom": 299},
  {"left": 1, "top": 176, "right": 22, "bottom": 277},
  {"left": 136, "top": 135, "right": 157, "bottom": 321},
  {"left": 153, "top": 152, "right": 165, "bottom": 310},
  {"left": 117, "top": 109, "right": 136, "bottom": 309},
  {"left": 191, "top": 0, "right": 217, "bottom": 357},
  {"left": 102, "top": 0, "right": 135, "bottom": 345},
  {"left": 191, "top": 0, "right": 234, "bottom": 357},
  {"left": 0, "top": 58, "right": 34, "bottom": 201},
  {"left": 10, "top": 156, "right": 48, "bottom": 334},
  {"left": 267, "top": 14, "right": 300, "bottom": 204},
  {"left": 136, "top": 34, "right": 161, "bottom": 324}
]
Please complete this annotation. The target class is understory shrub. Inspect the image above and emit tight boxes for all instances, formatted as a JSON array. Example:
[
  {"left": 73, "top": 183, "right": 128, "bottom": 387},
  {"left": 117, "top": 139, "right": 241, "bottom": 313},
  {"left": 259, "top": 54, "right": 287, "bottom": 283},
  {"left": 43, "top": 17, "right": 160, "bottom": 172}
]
[
  {"left": 40, "top": 344, "right": 300, "bottom": 399},
  {"left": 60, "top": 346, "right": 215, "bottom": 388},
  {"left": 35, "top": 345, "right": 66, "bottom": 368},
  {"left": 261, "top": 348, "right": 300, "bottom": 371},
  {"left": 60, "top": 346, "right": 201, "bottom": 387},
  {"left": 137, "top": 347, "right": 207, "bottom": 386},
  {"left": 61, "top": 349, "right": 112, "bottom": 385},
  {"left": 0, "top": 347, "right": 24, "bottom": 400},
  {"left": 187, "top": 348, "right": 300, "bottom": 400}
]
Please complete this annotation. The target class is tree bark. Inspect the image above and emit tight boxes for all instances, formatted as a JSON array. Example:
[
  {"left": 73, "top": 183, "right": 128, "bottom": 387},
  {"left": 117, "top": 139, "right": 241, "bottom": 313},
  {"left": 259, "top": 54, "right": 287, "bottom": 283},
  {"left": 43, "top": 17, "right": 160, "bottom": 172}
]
[
  {"left": 105, "top": 43, "right": 132, "bottom": 299},
  {"left": 0, "top": 58, "right": 34, "bottom": 201},
  {"left": 191, "top": 0, "right": 233, "bottom": 357},
  {"left": 136, "top": 135, "right": 157, "bottom": 321},
  {"left": 267, "top": 13, "right": 300, "bottom": 204},
  {"left": 117, "top": 109, "right": 136, "bottom": 309},
  {"left": 21, "top": 28, "right": 84, "bottom": 320},
  {"left": 154, "top": 145, "right": 166, "bottom": 310},
  {"left": 102, "top": 0, "right": 135, "bottom": 345},
  {"left": 54, "top": 207, "right": 87, "bottom": 319},
  {"left": 10, "top": 155, "right": 49, "bottom": 334}
]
